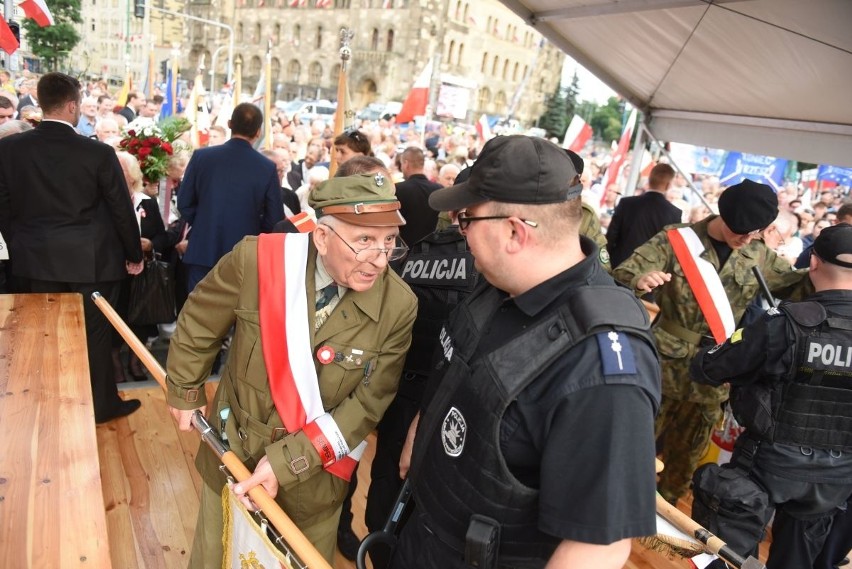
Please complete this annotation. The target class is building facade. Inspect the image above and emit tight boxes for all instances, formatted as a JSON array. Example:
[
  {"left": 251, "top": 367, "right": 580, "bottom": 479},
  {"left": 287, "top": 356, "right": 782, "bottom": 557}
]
[{"left": 71, "top": 0, "right": 564, "bottom": 125}]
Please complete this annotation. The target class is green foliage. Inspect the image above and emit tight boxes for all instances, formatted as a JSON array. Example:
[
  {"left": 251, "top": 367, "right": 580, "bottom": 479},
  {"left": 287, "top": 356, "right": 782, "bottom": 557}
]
[
  {"left": 538, "top": 84, "right": 568, "bottom": 140},
  {"left": 564, "top": 71, "right": 580, "bottom": 119},
  {"left": 575, "top": 97, "right": 625, "bottom": 143},
  {"left": 21, "top": 0, "right": 82, "bottom": 70},
  {"left": 159, "top": 116, "right": 192, "bottom": 142}
]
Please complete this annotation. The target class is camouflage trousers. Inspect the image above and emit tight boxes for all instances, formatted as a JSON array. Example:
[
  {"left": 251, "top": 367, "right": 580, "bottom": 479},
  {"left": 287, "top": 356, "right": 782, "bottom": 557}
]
[{"left": 655, "top": 395, "right": 723, "bottom": 504}]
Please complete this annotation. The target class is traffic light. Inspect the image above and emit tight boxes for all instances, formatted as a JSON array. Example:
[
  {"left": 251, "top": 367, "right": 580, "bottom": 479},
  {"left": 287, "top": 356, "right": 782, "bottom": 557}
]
[
  {"left": 134, "top": 0, "right": 145, "bottom": 19},
  {"left": 8, "top": 21, "right": 20, "bottom": 44},
  {"left": 160, "top": 60, "right": 167, "bottom": 80}
]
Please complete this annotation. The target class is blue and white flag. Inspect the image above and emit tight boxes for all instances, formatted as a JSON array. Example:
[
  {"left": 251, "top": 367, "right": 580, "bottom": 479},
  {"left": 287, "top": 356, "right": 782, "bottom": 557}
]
[
  {"left": 160, "top": 69, "right": 174, "bottom": 118},
  {"left": 817, "top": 165, "right": 852, "bottom": 186},
  {"left": 720, "top": 152, "right": 787, "bottom": 191}
]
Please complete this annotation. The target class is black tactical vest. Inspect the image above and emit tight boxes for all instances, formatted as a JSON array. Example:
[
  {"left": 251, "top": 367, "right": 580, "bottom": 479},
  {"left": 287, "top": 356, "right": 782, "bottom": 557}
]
[
  {"left": 409, "top": 283, "right": 654, "bottom": 567},
  {"left": 732, "top": 301, "right": 852, "bottom": 450},
  {"left": 394, "top": 227, "right": 479, "bottom": 376}
]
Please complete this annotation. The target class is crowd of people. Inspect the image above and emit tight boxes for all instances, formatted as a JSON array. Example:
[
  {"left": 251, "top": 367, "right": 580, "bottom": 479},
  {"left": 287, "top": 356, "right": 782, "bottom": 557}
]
[{"left": 1, "top": 69, "right": 851, "bottom": 569}]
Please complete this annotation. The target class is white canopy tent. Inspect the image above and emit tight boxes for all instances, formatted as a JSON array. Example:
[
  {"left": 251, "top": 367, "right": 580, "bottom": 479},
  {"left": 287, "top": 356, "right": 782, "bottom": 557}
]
[{"left": 496, "top": 0, "right": 852, "bottom": 168}]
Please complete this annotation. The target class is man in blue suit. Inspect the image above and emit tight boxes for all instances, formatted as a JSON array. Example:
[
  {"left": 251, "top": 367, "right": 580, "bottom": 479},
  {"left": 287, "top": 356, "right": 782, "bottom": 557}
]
[{"left": 179, "top": 103, "right": 284, "bottom": 292}]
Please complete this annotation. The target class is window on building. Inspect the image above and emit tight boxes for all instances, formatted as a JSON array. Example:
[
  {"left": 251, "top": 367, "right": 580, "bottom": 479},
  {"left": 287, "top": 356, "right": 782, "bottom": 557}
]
[
  {"left": 371, "top": 28, "right": 379, "bottom": 51},
  {"left": 91, "top": 19, "right": 95, "bottom": 32},
  {"left": 288, "top": 59, "right": 300, "bottom": 83},
  {"left": 254, "top": 23, "right": 261, "bottom": 43},
  {"left": 502, "top": 59, "right": 509, "bottom": 80},
  {"left": 237, "top": 23, "right": 244, "bottom": 43},
  {"left": 274, "top": 24, "right": 281, "bottom": 45},
  {"left": 457, "top": 43, "right": 464, "bottom": 66},
  {"left": 316, "top": 26, "right": 323, "bottom": 49},
  {"left": 463, "top": 3, "right": 469, "bottom": 22},
  {"left": 447, "top": 40, "right": 455, "bottom": 65},
  {"left": 330, "top": 63, "right": 340, "bottom": 81},
  {"left": 309, "top": 61, "right": 322, "bottom": 85},
  {"left": 513, "top": 62, "right": 519, "bottom": 81},
  {"left": 494, "top": 90, "right": 506, "bottom": 112},
  {"left": 271, "top": 57, "right": 281, "bottom": 81},
  {"left": 481, "top": 52, "right": 488, "bottom": 73},
  {"left": 386, "top": 28, "right": 394, "bottom": 51},
  {"left": 491, "top": 55, "right": 498, "bottom": 76},
  {"left": 294, "top": 24, "right": 301, "bottom": 46},
  {"left": 478, "top": 87, "right": 491, "bottom": 111},
  {"left": 250, "top": 55, "right": 262, "bottom": 77},
  {"left": 454, "top": 1, "right": 461, "bottom": 20}
]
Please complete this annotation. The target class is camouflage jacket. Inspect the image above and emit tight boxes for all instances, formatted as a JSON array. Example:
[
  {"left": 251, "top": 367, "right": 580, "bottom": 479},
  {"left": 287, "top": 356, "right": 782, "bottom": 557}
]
[
  {"left": 580, "top": 201, "right": 611, "bottom": 272},
  {"left": 612, "top": 215, "right": 810, "bottom": 403}
]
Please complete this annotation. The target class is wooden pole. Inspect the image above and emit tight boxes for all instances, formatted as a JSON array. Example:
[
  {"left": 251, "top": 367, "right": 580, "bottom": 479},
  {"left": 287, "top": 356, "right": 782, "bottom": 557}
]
[
  {"left": 264, "top": 40, "right": 273, "bottom": 151},
  {"left": 328, "top": 28, "right": 354, "bottom": 178},
  {"left": 90, "top": 292, "right": 333, "bottom": 569}
]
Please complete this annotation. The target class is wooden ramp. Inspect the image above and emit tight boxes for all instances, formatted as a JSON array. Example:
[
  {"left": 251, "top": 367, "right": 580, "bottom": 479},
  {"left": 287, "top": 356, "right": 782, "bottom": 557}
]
[{"left": 99, "top": 384, "right": 764, "bottom": 569}]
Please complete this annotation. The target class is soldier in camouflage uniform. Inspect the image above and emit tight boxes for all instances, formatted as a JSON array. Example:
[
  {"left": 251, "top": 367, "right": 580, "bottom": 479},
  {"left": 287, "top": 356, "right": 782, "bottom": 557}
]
[{"left": 612, "top": 179, "right": 809, "bottom": 503}]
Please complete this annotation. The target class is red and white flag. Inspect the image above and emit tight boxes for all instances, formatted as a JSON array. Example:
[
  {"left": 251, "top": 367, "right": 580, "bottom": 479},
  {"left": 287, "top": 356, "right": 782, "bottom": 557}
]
[
  {"left": 599, "top": 107, "right": 637, "bottom": 204},
  {"left": 0, "top": 16, "right": 19, "bottom": 54},
  {"left": 395, "top": 60, "right": 432, "bottom": 124},
  {"left": 19, "top": 0, "right": 54, "bottom": 27},
  {"left": 382, "top": 0, "right": 393, "bottom": 7},
  {"left": 315, "top": 0, "right": 331, "bottom": 7},
  {"left": 562, "top": 114, "right": 592, "bottom": 153},
  {"left": 475, "top": 114, "right": 493, "bottom": 143}
]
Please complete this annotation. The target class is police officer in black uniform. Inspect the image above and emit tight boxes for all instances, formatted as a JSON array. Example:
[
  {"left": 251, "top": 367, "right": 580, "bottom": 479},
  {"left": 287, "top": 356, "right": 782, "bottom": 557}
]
[
  {"left": 690, "top": 223, "right": 852, "bottom": 569},
  {"left": 389, "top": 136, "right": 661, "bottom": 569},
  {"left": 363, "top": 169, "right": 480, "bottom": 569}
]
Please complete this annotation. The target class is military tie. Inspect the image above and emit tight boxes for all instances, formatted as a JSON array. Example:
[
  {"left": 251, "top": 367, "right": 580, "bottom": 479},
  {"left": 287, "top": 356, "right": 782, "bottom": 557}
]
[{"left": 314, "top": 283, "right": 338, "bottom": 329}]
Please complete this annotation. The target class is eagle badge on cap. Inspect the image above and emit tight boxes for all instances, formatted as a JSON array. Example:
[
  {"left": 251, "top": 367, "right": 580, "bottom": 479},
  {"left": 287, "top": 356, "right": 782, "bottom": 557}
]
[{"left": 374, "top": 173, "right": 385, "bottom": 187}]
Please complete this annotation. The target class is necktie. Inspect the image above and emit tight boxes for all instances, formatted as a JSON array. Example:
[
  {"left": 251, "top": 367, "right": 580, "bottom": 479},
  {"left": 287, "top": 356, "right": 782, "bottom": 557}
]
[{"left": 314, "top": 283, "right": 338, "bottom": 330}]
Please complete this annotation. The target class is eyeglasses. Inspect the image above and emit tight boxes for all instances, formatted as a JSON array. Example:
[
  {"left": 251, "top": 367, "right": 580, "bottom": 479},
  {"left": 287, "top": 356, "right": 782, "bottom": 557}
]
[
  {"left": 323, "top": 224, "right": 409, "bottom": 262},
  {"left": 456, "top": 211, "right": 538, "bottom": 232},
  {"left": 346, "top": 129, "right": 367, "bottom": 143}
]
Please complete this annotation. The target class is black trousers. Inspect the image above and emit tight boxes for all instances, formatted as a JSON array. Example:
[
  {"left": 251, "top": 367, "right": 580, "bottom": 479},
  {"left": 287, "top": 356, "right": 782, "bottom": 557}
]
[
  {"left": 813, "top": 490, "right": 852, "bottom": 569},
  {"left": 25, "top": 278, "right": 126, "bottom": 421}
]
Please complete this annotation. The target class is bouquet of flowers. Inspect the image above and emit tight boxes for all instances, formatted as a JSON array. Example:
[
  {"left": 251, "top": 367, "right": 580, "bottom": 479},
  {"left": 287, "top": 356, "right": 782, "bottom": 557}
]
[{"left": 119, "top": 116, "right": 191, "bottom": 182}]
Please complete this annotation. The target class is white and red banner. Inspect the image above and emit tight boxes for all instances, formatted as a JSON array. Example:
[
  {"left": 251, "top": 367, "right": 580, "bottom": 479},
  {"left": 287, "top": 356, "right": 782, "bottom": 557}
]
[
  {"left": 475, "top": 114, "right": 492, "bottom": 143},
  {"left": 599, "top": 107, "right": 637, "bottom": 204},
  {"left": 222, "top": 490, "right": 292, "bottom": 569},
  {"left": 257, "top": 233, "right": 366, "bottom": 481},
  {"left": 562, "top": 114, "right": 592, "bottom": 153},
  {"left": 667, "top": 227, "right": 736, "bottom": 343},
  {"left": 395, "top": 60, "right": 432, "bottom": 124},
  {"left": 19, "top": 0, "right": 54, "bottom": 27}
]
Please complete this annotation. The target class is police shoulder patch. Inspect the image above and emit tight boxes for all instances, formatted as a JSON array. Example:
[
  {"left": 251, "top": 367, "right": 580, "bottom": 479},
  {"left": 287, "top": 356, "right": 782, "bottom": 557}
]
[
  {"left": 596, "top": 330, "right": 637, "bottom": 375},
  {"left": 730, "top": 328, "right": 744, "bottom": 344}
]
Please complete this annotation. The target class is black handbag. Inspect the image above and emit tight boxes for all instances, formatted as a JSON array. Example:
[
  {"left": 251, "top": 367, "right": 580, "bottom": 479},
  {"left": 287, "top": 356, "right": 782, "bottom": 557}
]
[{"left": 128, "top": 255, "right": 176, "bottom": 325}]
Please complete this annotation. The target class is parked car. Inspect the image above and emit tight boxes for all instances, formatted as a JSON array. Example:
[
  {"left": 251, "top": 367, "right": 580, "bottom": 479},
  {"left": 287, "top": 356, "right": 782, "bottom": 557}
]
[{"left": 275, "top": 99, "right": 337, "bottom": 123}]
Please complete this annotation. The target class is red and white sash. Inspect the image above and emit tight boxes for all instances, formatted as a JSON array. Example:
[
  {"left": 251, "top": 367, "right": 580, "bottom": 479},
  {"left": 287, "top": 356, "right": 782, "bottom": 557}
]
[
  {"left": 257, "top": 233, "right": 366, "bottom": 481},
  {"left": 666, "top": 227, "right": 736, "bottom": 344}
]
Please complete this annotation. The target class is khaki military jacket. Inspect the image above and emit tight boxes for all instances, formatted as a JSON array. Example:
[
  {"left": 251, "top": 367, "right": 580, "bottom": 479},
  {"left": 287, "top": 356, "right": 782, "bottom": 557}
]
[
  {"left": 612, "top": 215, "right": 809, "bottom": 403},
  {"left": 166, "top": 236, "right": 417, "bottom": 506},
  {"left": 580, "top": 201, "right": 611, "bottom": 271}
]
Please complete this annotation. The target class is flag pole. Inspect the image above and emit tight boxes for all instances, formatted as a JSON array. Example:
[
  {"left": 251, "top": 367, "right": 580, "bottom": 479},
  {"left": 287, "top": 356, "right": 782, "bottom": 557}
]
[
  {"left": 90, "top": 292, "right": 333, "bottom": 569},
  {"left": 170, "top": 43, "right": 180, "bottom": 116},
  {"left": 233, "top": 54, "right": 242, "bottom": 106},
  {"left": 146, "top": 36, "right": 155, "bottom": 99},
  {"left": 328, "top": 27, "right": 353, "bottom": 178},
  {"left": 264, "top": 39, "right": 273, "bottom": 150}
]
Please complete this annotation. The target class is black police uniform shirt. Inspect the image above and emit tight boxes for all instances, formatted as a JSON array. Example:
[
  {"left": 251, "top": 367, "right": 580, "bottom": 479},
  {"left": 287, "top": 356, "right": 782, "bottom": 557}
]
[
  {"left": 691, "top": 289, "right": 852, "bottom": 483},
  {"left": 433, "top": 236, "right": 661, "bottom": 544}
]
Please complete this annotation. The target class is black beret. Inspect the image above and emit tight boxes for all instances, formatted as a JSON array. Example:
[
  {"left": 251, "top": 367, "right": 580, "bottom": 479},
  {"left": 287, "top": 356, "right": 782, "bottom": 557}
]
[
  {"left": 813, "top": 223, "right": 852, "bottom": 269},
  {"left": 718, "top": 179, "right": 778, "bottom": 235}
]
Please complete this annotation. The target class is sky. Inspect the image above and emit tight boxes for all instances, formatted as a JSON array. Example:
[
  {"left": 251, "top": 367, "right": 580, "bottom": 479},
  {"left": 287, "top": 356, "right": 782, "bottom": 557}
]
[{"left": 561, "top": 56, "right": 617, "bottom": 104}]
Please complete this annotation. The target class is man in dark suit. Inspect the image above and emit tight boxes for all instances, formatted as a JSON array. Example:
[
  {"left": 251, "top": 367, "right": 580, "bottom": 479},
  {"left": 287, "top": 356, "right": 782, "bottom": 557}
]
[
  {"left": 606, "top": 163, "right": 681, "bottom": 268},
  {"left": 0, "top": 72, "right": 144, "bottom": 423},
  {"left": 395, "top": 147, "right": 443, "bottom": 246},
  {"left": 286, "top": 145, "right": 322, "bottom": 190},
  {"left": 117, "top": 91, "right": 144, "bottom": 123},
  {"left": 178, "top": 102, "right": 284, "bottom": 292}
]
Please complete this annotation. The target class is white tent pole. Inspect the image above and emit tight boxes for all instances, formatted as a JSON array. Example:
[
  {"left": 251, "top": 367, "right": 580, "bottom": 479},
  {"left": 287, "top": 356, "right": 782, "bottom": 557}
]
[
  {"left": 622, "top": 115, "right": 646, "bottom": 198},
  {"left": 639, "top": 122, "right": 713, "bottom": 211}
]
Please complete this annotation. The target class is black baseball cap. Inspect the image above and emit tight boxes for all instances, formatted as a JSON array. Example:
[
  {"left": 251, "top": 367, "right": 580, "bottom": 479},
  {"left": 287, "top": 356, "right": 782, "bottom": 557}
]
[
  {"left": 813, "top": 223, "right": 852, "bottom": 268},
  {"left": 428, "top": 135, "right": 581, "bottom": 212},
  {"left": 717, "top": 179, "right": 778, "bottom": 235}
]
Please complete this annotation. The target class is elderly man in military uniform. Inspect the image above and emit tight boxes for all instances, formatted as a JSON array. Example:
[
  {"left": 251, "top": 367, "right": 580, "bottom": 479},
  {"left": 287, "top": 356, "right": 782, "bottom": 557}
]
[
  {"left": 689, "top": 223, "right": 852, "bottom": 569},
  {"left": 613, "top": 179, "right": 809, "bottom": 505},
  {"left": 166, "top": 173, "right": 418, "bottom": 566},
  {"left": 391, "top": 136, "right": 661, "bottom": 569}
]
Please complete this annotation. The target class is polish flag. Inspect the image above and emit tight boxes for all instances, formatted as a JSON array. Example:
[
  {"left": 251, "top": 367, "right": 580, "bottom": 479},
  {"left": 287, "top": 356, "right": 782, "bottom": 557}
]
[
  {"left": 395, "top": 60, "right": 432, "bottom": 124},
  {"left": 20, "top": 0, "right": 54, "bottom": 27},
  {"left": 599, "top": 107, "right": 637, "bottom": 205},
  {"left": 562, "top": 114, "right": 592, "bottom": 153},
  {"left": 475, "top": 114, "right": 493, "bottom": 143},
  {"left": 0, "top": 16, "right": 19, "bottom": 54}
]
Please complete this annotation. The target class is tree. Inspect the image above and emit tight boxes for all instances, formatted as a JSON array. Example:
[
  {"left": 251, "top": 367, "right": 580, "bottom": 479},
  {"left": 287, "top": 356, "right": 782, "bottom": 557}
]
[
  {"left": 538, "top": 84, "right": 567, "bottom": 140},
  {"left": 21, "top": 0, "right": 82, "bottom": 71},
  {"left": 563, "top": 70, "right": 580, "bottom": 122},
  {"left": 587, "top": 97, "right": 623, "bottom": 143}
]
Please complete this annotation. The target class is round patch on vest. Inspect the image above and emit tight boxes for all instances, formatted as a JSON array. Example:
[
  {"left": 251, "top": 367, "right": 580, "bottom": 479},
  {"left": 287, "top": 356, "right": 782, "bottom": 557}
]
[
  {"left": 317, "top": 345, "right": 335, "bottom": 364},
  {"left": 599, "top": 247, "right": 610, "bottom": 266},
  {"left": 441, "top": 406, "right": 467, "bottom": 457}
]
